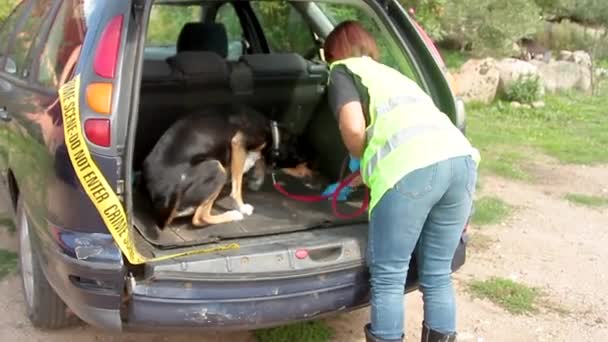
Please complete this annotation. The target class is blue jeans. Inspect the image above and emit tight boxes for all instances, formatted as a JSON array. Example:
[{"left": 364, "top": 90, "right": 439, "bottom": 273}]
[{"left": 367, "top": 155, "right": 477, "bottom": 340}]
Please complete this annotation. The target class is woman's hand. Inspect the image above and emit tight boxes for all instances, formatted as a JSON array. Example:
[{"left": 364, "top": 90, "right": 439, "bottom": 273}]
[{"left": 338, "top": 101, "right": 367, "bottom": 158}]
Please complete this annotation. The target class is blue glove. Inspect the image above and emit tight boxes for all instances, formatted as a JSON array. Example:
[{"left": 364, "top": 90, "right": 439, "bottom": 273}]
[
  {"left": 348, "top": 155, "right": 360, "bottom": 172},
  {"left": 322, "top": 182, "right": 353, "bottom": 201}
]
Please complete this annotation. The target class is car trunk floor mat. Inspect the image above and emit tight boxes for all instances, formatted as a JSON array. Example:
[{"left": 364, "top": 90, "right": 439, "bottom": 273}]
[{"left": 132, "top": 174, "right": 368, "bottom": 250}]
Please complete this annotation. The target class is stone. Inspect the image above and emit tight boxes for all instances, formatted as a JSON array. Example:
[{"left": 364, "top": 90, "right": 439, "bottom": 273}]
[
  {"left": 531, "top": 60, "right": 592, "bottom": 95},
  {"left": 558, "top": 50, "right": 573, "bottom": 61},
  {"left": 571, "top": 50, "right": 592, "bottom": 68},
  {"left": 452, "top": 58, "right": 500, "bottom": 104},
  {"left": 532, "top": 100, "right": 546, "bottom": 108},
  {"left": 510, "top": 101, "right": 522, "bottom": 108},
  {"left": 522, "top": 104, "right": 532, "bottom": 109},
  {"left": 496, "top": 58, "right": 545, "bottom": 98}
]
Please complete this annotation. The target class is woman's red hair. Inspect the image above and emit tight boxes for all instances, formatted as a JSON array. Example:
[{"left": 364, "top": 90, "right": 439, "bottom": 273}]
[{"left": 323, "top": 20, "right": 380, "bottom": 63}]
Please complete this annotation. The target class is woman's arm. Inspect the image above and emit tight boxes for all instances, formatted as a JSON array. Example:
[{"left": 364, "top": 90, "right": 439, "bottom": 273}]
[{"left": 337, "top": 101, "right": 366, "bottom": 159}]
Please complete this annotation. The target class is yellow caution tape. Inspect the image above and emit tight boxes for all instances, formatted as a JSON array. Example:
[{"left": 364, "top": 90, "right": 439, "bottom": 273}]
[{"left": 59, "top": 74, "right": 240, "bottom": 265}]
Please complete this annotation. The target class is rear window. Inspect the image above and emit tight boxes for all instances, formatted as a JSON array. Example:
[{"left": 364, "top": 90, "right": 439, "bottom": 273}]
[
  {"left": 315, "top": 2, "right": 416, "bottom": 80},
  {"left": 250, "top": 1, "right": 317, "bottom": 57},
  {"left": 145, "top": 4, "right": 203, "bottom": 59}
]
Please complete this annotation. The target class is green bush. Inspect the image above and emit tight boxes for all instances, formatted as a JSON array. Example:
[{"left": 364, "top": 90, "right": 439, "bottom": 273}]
[
  {"left": 399, "top": 0, "right": 447, "bottom": 41},
  {"left": 535, "top": 0, "right": 608, "bottom": 27},
  {"left": 535, "top": 21, "right": 608, "bottom": 59},
  {"left": 504, "top": 75, "right": 542, "bottom": 104},
  {"left": 440, "top": 0, "right": 542, "bottom": 57},
  {"left": 0, "top": 0, "right": 19, "bottom": 22}
]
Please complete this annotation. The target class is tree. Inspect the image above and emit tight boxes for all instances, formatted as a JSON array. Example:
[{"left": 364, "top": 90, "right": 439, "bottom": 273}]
[{"left": 0, "top": 0, "right": 20, "bottom": 23}]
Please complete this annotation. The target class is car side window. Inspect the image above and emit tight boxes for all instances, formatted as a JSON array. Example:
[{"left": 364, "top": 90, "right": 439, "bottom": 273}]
[
  {"left": 37, "top": 0, "right": 88, "bottom": 90},
  {"left": 250, "top": 1, "right": 318, "bottom": 59},
  {"left": 215, "top": 3, "right": 244, "bottom": 61},
  {"left": 317, "top": 2, "right": 417, "bottom": 80},
  {"left": 0, "top": 0, "right": 29, "bottom": 73},
  {"left": 146, "top": 4, "right": 202, "bottom": 57},
  {"left": 6, "top": 0, "right": 54, "bottom": 78}
]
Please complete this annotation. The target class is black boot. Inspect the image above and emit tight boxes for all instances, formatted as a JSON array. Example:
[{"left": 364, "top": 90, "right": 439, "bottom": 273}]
[
  {"left": 421, "top": 322, "right": 457, "bottom": 342},
  {"left": 364, "top": 324, "right": 404, "bottom": 342}
]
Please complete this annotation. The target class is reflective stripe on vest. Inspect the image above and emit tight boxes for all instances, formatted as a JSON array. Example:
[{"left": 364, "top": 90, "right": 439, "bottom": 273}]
[
  {"left": 365, "top": 123, "right": 449, "bottom": 179},
  {"left": 366, "top": 94, "right": 431, "bottom": 141}
]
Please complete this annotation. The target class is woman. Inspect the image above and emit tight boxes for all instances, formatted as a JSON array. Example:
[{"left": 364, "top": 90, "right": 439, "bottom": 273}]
[{"left": 324, "top": 21, "right": 479, "bottom": 342}]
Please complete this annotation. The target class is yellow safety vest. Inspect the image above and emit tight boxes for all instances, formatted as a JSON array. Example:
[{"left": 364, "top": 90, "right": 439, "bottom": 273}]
[{"left": 329, "top": 56, "right": 480, "bottom": 212}]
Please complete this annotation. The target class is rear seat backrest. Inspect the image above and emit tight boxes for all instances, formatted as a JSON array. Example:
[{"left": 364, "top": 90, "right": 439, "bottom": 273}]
[
  {"left": 231, "top": 53, "right": 329, "bottom": 135},
  {"left": 136, "top": 23, "right": 232, "bottom": 168}
]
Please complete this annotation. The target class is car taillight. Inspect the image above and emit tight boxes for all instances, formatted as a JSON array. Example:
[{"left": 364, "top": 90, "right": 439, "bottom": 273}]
[
  {"left": 86, "top": 83, "right": 112, "bottom": 115},
  {"left": 94, "top": 15, "right": 123, "bottom": 79},
  {"left": 84, "top": 119, "right": 111, "bottom": 147},
  {"left": 86, "top": 14, "right": 122, "bottom": 147}
]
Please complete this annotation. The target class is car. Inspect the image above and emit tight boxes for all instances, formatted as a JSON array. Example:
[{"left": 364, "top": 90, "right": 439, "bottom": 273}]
[{"left": 0, "top": 0, "right": 470, "bottom": 332}]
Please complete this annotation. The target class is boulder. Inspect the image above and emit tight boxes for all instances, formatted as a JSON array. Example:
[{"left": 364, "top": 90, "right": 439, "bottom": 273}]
[
  {"left": 532, "top": 100, "right": 546, "bottom": 109},
  {"left": 510, "top": 101, "right": 522, "bottom": 109},
  {"left": 571, "top": 50, "right": 592, "bottom": 68},
  {"left": 596, "top": 68, "right": 608, "bottom": 79},
  {"left": 453, "top": 58, "right": 500, "bottom": 104},
  {"left": 496, "top": 58, "right": 545, "bottom": 99},
  {"left": 531, "top": 60, "right": 592, "bottom": 95},
  {"left": 558, "top": 50, "right": 573, "bottom": 61}
]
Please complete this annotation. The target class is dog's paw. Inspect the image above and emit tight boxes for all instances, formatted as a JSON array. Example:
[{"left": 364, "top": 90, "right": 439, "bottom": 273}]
[
  {"left": 239, "top": 204, "right": 254, "bottom": 216},
  {"left": 227, "top": 210, "right": 245, "bottom": 221}
]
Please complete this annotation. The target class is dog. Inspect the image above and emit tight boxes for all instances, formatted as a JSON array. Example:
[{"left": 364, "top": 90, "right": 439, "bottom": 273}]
[{"left": 142, "top": 104, "right": 314, "bottom": 229}]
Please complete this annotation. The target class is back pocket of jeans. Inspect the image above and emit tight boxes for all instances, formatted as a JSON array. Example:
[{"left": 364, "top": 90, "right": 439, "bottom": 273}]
[{"left": 394, "top": 163, "right": 437, "bottom": 199}]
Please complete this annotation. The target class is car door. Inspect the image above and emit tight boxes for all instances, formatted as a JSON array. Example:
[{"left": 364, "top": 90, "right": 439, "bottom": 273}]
[
  {"left": 0, "top": 0, "right": 58, "bottom": 229},
  {"left": 0, "top": 0, "right": 31, "bottom": 211}
]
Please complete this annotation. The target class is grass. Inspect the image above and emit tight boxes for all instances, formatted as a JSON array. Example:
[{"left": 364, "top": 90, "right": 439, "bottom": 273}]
[
  {"left": 255, "top": 321, "right": 334, "bottom": 342},
  {"left": 472, "top": 197, "right": 512, "bottom": 226},
  {"left": 598, "top": 59, "right": 608, "bottom": 69},
  {"left": 478, "top": 149, "right": 531, "bottom": 180},
  {"left": 467, "top": 83, "right": 608, "bottom": 167},
  {"left": 468, "top": 278, "right": 539, "bottom": 315},
  {"left": 0, "top": 249, "right": 18, "bottom": 280},
  {"left": 564, "top": 193, "right": 608, "bottom": 208}
]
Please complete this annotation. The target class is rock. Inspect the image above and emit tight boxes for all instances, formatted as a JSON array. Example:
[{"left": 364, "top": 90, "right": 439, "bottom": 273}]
[
  {"left": 522, "top": 104, "right": 532, "bottom": 109},
  {"left": 531, "top": 60, "right": 592, "bottom": 95},
  {"left": 532, "top": 100, "right": 546, "bottom": 108},
  {"left": 596, "top": 68, "right": 608, "bottom": 78},
  {"left": 453, "top": 58, "right": 500, "bottom": 104},
  {"left": 496, "top": 58, "right": 545, "bottom": 98},
  {"left": 510, "top": 101, "right": 522, "bottom": 108},
  {"left": 571, "top": 50, "right": 592, "bottom": 68},
  {"left": 558, "top": 50, "right": 573, "bottom": 61}
]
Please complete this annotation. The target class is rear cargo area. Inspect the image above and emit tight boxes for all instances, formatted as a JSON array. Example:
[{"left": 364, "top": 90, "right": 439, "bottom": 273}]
[{"left": 132, "top": 172, "right": 367, "bottom": 250}]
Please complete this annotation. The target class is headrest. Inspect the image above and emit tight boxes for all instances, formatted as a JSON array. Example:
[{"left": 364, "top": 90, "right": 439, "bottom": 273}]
[
  {"left": 177, "top": 22, "right": 228, "bottom": 57},
  {"left": 171, "top": 51, "right": 229, "bottom": 83}
]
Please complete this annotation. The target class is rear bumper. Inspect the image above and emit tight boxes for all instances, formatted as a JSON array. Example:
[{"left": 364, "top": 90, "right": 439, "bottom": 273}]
[
  {"left": 124, "top": 237, "right": 467, "bottom": 331},
  {"left": 39, "top": 226, "right": 466, "bottom": 332}
]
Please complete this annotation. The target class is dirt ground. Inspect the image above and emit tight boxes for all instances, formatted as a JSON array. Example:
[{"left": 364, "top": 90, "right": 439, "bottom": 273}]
[{"left": 0, "top": 158, "right": 607, "bottom": 342}]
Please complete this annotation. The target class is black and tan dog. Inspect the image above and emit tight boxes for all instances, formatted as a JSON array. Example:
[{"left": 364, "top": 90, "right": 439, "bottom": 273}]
[{"left": 142, "top": 104, "right": 313, "bottom": 229}]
